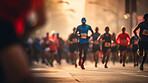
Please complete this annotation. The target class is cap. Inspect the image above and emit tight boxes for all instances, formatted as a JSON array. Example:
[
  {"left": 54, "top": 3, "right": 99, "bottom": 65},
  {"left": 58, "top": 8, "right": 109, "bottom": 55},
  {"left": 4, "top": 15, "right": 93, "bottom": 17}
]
[
  {"left": 121, "top": 26, "right": 126, "bottom": 29},
  {"left": 95, "top": 27, "right": 99, "bottom": 31},
  {"left": 81, "top": 17, "right": 86, "bottom": 23}
]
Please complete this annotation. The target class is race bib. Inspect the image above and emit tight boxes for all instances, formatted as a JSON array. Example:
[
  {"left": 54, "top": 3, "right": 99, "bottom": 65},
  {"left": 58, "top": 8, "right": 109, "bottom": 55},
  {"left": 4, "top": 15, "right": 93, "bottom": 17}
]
[
  {"left": 121, "top": 39, "right": 126, "bottom": 44},
  {"left": 81, "top": 33, "right": 87, "bottom": 39},
  {"left": 111, "top": 43, "right": 116, "bottom": 47},
  {"left": 72, "top": 38, "right": 78, "bottom": 43},
  {"left": 134, "top": 41, "right": 138, "bottom": 45},
  {"left": 105, "top": 42, "right": 111, "bottom": 47},
  {"left": 142, "top": 29, "right": 148, "bottom": 36},
  {"left": 94, "top": 41, "right": 99, "bottom": 45}
]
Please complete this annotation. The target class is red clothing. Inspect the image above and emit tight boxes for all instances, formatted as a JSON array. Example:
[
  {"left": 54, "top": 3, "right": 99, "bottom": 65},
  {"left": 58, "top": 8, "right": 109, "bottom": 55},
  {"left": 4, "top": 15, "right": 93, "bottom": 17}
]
[
  {"left": 116, "top": 32, "right": 130, "bottom": 46},
  {"left": 0, "top": 0, "right": 43, "bottom": 37},
  {"left": 49, "top": 36, "right": 58, "bottom": 51}
]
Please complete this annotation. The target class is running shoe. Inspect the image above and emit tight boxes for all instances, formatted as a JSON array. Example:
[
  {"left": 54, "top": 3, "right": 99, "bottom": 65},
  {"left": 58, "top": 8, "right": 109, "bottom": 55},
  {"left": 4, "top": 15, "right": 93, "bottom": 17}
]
[
  {"left": 81, "top": 65, "right": 85, "bottom": 70},
  {"left": 95, "top": 63, "right": 97, "bottom": 67},
  {"left": 134, "top": 64, "right": 137, "bottom": 67},
  {"left": 120, "top": 59, "right": 122, "bottom": 63},
  {"left": 75, "top": 64, "right": 77, "bottom": 68},
  {"left": 102, "top": 60, "right": 104, "bottom": 64},
  {"left": 79, "top": 59, "right": 81, "bottom": 66},
  {"left": 123, "top": 63, "right": 125, "bottom": 67},
  {"left": 140, "top": 64, "right": 143, "bottom": 71},
  {"left": 105, "top": 64, "right": 108, "bottom": 68}
]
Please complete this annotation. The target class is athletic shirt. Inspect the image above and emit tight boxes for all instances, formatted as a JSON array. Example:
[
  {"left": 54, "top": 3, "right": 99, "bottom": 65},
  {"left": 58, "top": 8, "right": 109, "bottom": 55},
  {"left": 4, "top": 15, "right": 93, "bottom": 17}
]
[
  {"left": 116, "top": 32, "right": 130, "bottom": 46},
  {"left": 139, "top": 21, "right": 148, "bottom": 41},
  {"left": 102, "top": 33, "right": 111, "bottom": 48},
  {"left": 77, "top": 24, "right": 93, "bottom": 44},
  {"left": 92, "top": 33, "right": 100, "bottom": 47},
  {"left": 130, "top": 36, "right": 138, "bottom": 44},
  {"left": 69, "top": 33, "right": 78, "bottom": 43},
  {"left": 49, "top": 36, "right": 57, "bottom": 51}
]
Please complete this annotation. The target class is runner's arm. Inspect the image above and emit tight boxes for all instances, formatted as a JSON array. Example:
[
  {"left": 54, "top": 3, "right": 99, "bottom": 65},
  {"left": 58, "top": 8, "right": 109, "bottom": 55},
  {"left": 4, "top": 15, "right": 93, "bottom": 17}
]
[
  {"left": 116, "top": 34, "right": 120, "bottom": 44},
  {"left": 127, "top": 34, "right": 131, "bottom": 45},
  {"left": 98, "top": 35, "right": 103, "bottom": 42},
  {"left": 67, "top": 34, "right": 72, "bottom": 44},
  {"left": 133, "top": 23, "right": 141, "bottom": 40},
  {"left": 89, "top": 26, "right": 94, "bottom": 36}
]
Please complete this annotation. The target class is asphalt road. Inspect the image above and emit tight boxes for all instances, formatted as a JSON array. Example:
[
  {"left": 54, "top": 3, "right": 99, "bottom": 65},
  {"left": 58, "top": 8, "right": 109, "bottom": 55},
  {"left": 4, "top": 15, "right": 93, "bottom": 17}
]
[{"left": 31, "top": 60, "right": 148, "bottom": 83}]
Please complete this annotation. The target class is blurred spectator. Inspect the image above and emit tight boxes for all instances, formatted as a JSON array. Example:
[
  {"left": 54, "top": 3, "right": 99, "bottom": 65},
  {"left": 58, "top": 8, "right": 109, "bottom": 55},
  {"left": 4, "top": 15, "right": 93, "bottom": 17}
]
[{"left": 0, "top": 0, "right": 45, "bottom": 83}]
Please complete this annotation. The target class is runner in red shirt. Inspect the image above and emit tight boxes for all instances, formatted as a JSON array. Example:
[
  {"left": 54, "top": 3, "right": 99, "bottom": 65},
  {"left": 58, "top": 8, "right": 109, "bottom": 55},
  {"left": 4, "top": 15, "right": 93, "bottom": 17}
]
[
  {"left": 48, "top": 33, "right": 58, "bottom": 67},
  {"left": 116, "top": 26, "right": 130, "bottom": 67}
]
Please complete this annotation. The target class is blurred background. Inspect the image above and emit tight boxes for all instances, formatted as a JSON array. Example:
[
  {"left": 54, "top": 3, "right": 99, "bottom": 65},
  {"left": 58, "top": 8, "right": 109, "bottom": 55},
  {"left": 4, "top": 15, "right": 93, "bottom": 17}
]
[{"left": 31, "top": 0, "right": 148, "bottom": 40}]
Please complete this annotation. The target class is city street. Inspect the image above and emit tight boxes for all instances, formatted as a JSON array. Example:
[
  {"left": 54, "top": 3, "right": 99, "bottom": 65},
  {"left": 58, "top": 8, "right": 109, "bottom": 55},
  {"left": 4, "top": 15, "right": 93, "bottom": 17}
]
[{"left": 31, "top": 60, "right": 148, "bottom": 83}]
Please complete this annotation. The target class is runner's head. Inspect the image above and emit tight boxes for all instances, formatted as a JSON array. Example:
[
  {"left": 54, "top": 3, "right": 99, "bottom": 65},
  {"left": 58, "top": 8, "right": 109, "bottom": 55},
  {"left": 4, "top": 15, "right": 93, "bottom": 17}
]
[
  {"left": 95, "top": 27, "right": 99, "bottom": 33},
  {"left": 73, "top": 27, "right": 76, "bottom": 33},
  {"left": 46, "top": 32, "right": 49, "bottom": 37},
  {"left": 144, "top": 13, "right": 148, "bottom": 22},
  {"left": 57, "top": 33, "right": 59, "bottom": 37},
  {"left": 105, "top": 26, "right": 109, "bottom": 33},
  {"left": 81, "top": 17, "right": 86, "bottom": 25},
  {"left": 121, "top": 26, "right": 126, "bottom": 33},
  {"left": 52, "top": 33, "right": 55, "bottom": 37},
  {"left": 112, "top": 33, "right": 115, "bottom": 37}
]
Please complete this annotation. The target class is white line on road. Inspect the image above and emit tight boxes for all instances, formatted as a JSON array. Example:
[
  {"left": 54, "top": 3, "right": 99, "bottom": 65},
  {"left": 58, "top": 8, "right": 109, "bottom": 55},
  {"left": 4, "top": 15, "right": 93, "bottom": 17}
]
[{"left": 121, "top": 72, "right": 148, "bottom": 78}]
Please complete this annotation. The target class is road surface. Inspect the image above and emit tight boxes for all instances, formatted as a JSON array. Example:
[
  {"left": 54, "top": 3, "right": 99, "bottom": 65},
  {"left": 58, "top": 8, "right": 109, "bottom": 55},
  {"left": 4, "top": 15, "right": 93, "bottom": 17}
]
[{"left": 31, "top": 60, "right": 148, "bottom": 83}]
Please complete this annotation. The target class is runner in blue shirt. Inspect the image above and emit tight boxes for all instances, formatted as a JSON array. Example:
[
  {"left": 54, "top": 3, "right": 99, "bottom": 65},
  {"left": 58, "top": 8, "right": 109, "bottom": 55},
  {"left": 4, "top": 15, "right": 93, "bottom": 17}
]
[{"left": 76, "top": 17, "right": 94, "bottom": 69}]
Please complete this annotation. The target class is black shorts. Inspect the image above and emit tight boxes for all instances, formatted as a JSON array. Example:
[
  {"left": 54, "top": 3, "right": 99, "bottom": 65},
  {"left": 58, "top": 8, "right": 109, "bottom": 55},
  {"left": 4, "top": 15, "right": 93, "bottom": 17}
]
[
  {"left": 111, "top": 46, "right": 117, "bottom": 52},
  {"left": 132, "top": 44, "right": 138, "bottom": 54},
  {"left": 138, "top": 41, "right": 143, "bottom": 51},
  {"left": 69, "top": 44, "right": 78, "bottom": 53},
  {"left": 140, "top": 41, "right": 148, "bottom": 50},
  {"left": 50, "top": 50, "right": 56, "bottom": 53},
  {"left": 127, "top": 48, "right": 132, "bottom": 52},
  {"left": 0, "top": 19, "right": 22, "bottom": 50},
  {"left": 78, "top": 43, "right": 89, "bottom": 49},
  {"left": 92, "top": 46, "right": 100, "bottom": 53},
  {"left": 102, "top": 47, "right": 111, "bottom": 53},
  {"left": 119, "top": 45, "right": 127, "bottom": 52}
]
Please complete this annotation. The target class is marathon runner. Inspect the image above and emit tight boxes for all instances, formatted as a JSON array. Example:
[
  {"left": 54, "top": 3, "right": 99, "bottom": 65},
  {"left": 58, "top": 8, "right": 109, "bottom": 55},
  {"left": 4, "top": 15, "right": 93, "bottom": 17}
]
[
  {"left": 111, "top": 33, "right": 118, "bottom": 65},
  {"left": 57, "top": 33, "right": 64, "bottom": 65},
  {"left": 68, "top": 27, "right": 79, "bottom": 67},
  {"left": 76, "top": 17, "right": 94, "bottom": 69},
  {"left": 90, "top": 27, "right": 101, "bottom": 67},
  {"left": 99, "top": 27, "right": 112, "bottom": 68},
  {"left": 133, "top": 14, "right": 148, "bottom": 71},
  {"left": 48, "top": 33, "right": 58, "bottom": 67},
  {"left": 130, "top": 36, "right": 139, "bottom": 67},
  {"left": 116, "top": 26, "right": 130, "bottom": 67}
]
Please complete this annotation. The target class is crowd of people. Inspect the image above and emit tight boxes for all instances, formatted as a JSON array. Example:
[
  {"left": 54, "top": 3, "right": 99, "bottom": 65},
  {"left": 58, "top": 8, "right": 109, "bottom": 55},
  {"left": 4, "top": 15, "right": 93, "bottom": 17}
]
[
  {"left": 25, "top": 14, "right": 148, "bottom": 72},
  {"left": 1, "top": 0, "right": 147, "bottom": 82}
]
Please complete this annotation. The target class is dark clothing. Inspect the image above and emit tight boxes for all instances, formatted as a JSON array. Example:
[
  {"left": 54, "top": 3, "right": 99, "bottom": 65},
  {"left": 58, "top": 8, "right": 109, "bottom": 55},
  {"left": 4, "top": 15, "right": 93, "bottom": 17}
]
[
  {"left": 139, "top": 21, "right": 148, "bottom": 41},
  {"left": 92, "top": 33, "right": 100, "bottom": 47},
  {"left": 79, "top": 43, "right": 89, "bottom": 49},
  {"left": 131, "top": 36, "right": 138, "bottom": 53},
  {"left": 92, "top": 47, "right": 100, "bottom": 53},
  {"left": 119, "top": 45, "right": 127, "bottom": 52},
  {"left": 0, "top": 19, "right": 22, "bottom": 50},
  {"left": 0, "top": 19, "right": 23, "bottom": 82},
  {"left": 69, "top": 33, "right": 78, "bottom": 53},
  {"left": 102, "top": 33, "right": 111, "bottom": 53}
]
